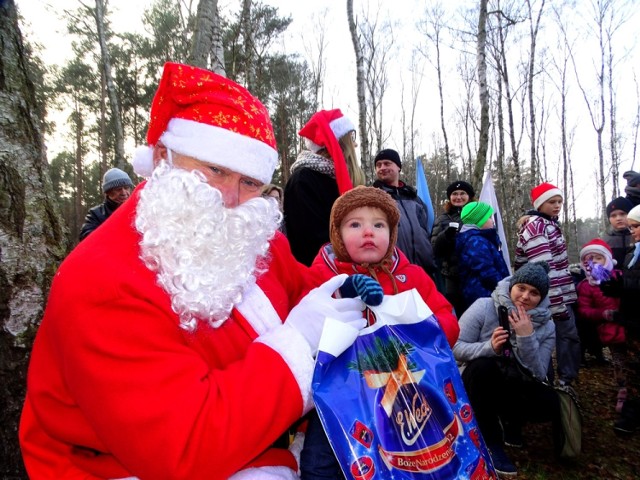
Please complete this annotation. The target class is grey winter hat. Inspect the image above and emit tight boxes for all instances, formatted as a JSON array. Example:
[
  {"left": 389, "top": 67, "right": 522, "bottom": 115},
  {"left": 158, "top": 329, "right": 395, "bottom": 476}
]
[
  {"left": 509, "top": 261, "right": 550, "bottom": 299},
  {"left": 102, "top": 168, "right": 134, "bottom": 194}
]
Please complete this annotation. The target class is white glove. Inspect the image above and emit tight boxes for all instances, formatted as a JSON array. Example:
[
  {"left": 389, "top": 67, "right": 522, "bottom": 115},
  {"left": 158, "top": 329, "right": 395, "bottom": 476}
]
[{"left": 286, "top": 274, "right": 366, "bottom": 356}]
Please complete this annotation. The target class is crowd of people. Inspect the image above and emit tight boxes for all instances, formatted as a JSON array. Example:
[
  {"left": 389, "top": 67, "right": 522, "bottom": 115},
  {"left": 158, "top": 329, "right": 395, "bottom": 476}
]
[{"left": 18, "top": 62, "right": 640, "bottom": 479}]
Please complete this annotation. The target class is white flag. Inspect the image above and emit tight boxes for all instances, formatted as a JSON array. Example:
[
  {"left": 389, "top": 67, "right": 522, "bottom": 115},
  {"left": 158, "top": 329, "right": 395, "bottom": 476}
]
[{"left": 479, "top": 172, "right": 512, "bottom": 274}]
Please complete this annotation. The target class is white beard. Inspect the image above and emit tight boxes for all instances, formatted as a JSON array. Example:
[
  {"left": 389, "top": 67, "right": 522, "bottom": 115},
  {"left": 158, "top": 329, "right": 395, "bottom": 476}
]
[{"left": 135, "top": 164, "right": 281, "bottom": 331}]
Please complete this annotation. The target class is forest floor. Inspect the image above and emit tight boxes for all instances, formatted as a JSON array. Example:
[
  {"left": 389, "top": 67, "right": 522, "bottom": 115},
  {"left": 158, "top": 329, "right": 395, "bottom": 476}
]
[{"left": 506, "top": 353, "right": 640, "bottom": 479}]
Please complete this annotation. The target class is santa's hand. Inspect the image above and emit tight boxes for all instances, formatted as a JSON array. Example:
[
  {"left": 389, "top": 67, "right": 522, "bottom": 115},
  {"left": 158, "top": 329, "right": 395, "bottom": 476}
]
[
  {"left": 286, "top": 274, "right": 366, "bottom": 356},
  {"left": 340, "top": 274, "right": 384, "bottom": 306}
]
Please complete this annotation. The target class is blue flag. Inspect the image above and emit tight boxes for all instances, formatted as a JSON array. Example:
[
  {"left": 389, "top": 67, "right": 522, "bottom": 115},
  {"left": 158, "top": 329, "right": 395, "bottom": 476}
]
[{"left": 416, "top": 158, "right": 435, "bottom": 233}]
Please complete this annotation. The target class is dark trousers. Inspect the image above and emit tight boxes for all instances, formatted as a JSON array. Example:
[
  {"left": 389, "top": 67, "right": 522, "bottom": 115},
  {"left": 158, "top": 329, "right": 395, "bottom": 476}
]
[
  {"left": 462, "top": 357, "right": 563, "bottom": 451},
  {"left": 300, "top": 409, "right": 345, "bottom": 480}
]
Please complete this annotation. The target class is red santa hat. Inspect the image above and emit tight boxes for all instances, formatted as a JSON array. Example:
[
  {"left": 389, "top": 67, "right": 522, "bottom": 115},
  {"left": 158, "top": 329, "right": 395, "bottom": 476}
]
[
  {"left": 580, "top": 238, "right": 615, "bottom": 265},
  {"left": 299, "top": 109, "right": 355, "bottom": 194},
  {"left": 531, "top": 182, "right": 563, "bottom": 210},
  {"left": 132, "top": 62, "right": 278, "bottom": 183}
]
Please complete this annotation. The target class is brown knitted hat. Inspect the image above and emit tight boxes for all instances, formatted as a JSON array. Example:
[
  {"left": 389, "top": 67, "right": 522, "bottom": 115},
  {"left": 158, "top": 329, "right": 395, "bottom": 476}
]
[{"left": 330, "top": 186, "right": 400, "bottom": 263}]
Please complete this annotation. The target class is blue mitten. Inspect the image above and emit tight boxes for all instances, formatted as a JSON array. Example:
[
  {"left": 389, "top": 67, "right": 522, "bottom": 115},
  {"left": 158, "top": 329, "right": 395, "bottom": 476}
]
[{"left": 340, "top": 274, "right": 384, "bottom": 306}]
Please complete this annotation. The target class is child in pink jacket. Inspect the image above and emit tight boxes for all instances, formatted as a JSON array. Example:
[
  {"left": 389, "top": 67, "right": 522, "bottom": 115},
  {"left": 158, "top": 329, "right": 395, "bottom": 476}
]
[{"left": 576, "top": 239, "right": 627, "bottom": 412}]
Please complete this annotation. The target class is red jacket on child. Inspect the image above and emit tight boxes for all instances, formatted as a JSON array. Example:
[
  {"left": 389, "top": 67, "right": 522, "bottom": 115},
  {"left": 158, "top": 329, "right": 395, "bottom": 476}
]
[{"left": 309, "top": 244, "right": 460, "bottom": 347}]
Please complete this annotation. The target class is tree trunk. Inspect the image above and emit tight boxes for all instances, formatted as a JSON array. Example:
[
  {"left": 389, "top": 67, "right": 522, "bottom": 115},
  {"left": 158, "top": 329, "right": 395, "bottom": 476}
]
[
  {"left": 211, "top": 3, "right": 226, "bottom": 76},
  {"left": 473, "top": 0, "right": 490, "bottom": 187},
  {"left": 0, "top": 1, "right": 67, "bottom": 475},
  {"left": 189, "top": 0, "right": 220, "bottom": 72},
  {"left": 94, "top": 0, "right": 126, "bottom": 168},
  {"left": 241, "top": 0, "right": 255, "bottom": 91},
  {"left": 347, "top": 0, "right": 369, "bottom": 168},
  {"left": 497, "top": 8, "right": 524, "bottom": 212},
  {"left": 526, "top": 0, "right": 546, "bottom": 181},
  {"left": 74, "top": 103, "right": 85, "bottom": 241}
]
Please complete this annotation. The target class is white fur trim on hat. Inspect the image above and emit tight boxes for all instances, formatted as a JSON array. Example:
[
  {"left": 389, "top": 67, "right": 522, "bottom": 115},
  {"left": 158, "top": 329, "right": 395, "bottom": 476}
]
[
  {"left": 329, "top": 115, "right": 355, "bottom": 141},
  {"left": 580, "top": 244, "right": 613, "bottom": 263},
  {"left": 533, "top": 186, "right": 562, "bottom": 210},
  {"left": 160, "top": 118, "right": 278, "bottom": 184},
  {"left": 303, "top": 138, "right": 323, "bottom": 153},
  {"left": 132, "top": 146, "right": 156, "bottom": 178},
  {"left": 628, "top": 205, "right": 640, "bottom": 224}
]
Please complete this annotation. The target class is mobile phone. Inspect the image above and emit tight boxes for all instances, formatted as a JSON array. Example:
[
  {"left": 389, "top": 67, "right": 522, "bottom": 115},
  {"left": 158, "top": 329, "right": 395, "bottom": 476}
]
[
  {"left": 448, "top": 222, "right": 460, "bottom": 229},
  {"left": 498, "top": 306, "right": 510, "bottom": 333},
  {"left": 498, "top": 306, "right": 512, "bottom": 356}
]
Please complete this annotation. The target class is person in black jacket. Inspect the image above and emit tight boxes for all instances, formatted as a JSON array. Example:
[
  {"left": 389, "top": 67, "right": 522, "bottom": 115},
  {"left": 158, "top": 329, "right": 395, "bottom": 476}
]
[
  {"left": 283, "top": 109, "right": 365, "bottom": 267},
  {"left": 601, "top": 204, "right": 640, "bottom": 434},
  {"left": 430, "top": 180, "right": 475, "bottom": 316},
  {"left": 372, "top": 148, "right": 435, "bottom": 277},
  {"left": 602, "top": 196, "right": 634, "bottom": 267},
  {"left": 79, "top": 168, "right": 134, "bottom": 241}
]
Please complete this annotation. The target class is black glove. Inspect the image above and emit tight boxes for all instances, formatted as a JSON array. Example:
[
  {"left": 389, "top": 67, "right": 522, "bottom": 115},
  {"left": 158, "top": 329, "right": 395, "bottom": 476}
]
[
  {"left": 445, "top": 223, "right": 459, "bottom": 240},
  {"left": 340, "top": 274, "right": 384, "bottom": 306},
  {"left": 599, "top": 276, "right": 623, "bottom": 298}
]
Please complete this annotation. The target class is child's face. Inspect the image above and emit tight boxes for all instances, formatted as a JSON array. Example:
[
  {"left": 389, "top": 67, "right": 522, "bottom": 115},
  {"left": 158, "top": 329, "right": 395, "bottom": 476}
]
[
  {"left": 481, "top": 217, "right": 495, "bottom": 229},
  {"left": 609, "top": 210, "right": 628, "bottom": 230},
  {"left": 582, "top": 252, "right": 607, "bottom": 268},
  {"left": 340, "top": 206, "right": 391, "bottom": 264},
  {"left": 628, "top": 220, "right": 640, "bottom": 242},
  {"left": 538, "top": 195, "right": 563, "bottom": 217}
]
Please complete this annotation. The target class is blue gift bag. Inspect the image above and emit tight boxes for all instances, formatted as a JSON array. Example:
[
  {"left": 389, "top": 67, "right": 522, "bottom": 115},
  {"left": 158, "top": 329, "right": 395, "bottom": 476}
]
[{"left": 313, "top": 289, "right": 497, "bottom": 479}]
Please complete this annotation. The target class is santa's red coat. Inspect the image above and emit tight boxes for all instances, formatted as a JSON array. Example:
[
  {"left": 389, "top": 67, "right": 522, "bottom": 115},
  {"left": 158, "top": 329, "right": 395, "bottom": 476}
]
[{"left": 20, "top": 184, "right": 314, "bottom": 480}]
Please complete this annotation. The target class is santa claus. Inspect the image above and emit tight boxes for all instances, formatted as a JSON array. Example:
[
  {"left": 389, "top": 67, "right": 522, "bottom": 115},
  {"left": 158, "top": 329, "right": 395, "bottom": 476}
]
[{"left": 19, "top": 63, "right": 366, "bottom": 480}]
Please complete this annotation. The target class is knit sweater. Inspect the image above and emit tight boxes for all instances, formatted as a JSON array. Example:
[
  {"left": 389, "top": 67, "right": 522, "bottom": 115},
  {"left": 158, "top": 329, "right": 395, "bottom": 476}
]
[{"left": 514, "top": 211, "right": 576, "bottom": 318}]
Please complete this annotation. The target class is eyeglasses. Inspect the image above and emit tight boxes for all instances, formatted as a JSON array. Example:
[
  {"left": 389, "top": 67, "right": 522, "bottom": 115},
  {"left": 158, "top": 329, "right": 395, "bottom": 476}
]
[{"left": 628, "top": 224, "right": 640, "bottom": 231}]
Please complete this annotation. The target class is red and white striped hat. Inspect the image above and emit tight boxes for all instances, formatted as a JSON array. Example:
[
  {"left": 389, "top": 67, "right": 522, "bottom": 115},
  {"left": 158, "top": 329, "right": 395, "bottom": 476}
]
[
  {"left": 132, "top": 62, "right": 278, "bottom": 183},
  {"left": 531, "top": 182, "right": 563, "bottom": 210}
]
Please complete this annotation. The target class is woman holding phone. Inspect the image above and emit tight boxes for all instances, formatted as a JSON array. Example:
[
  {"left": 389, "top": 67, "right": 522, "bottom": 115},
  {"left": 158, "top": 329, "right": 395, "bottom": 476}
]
[{"left": 452, "top": 262, "right": 559, "bottom": 478}]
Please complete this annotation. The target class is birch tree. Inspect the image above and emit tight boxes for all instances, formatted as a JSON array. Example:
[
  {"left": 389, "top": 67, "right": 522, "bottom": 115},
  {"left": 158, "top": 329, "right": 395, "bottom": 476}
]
[
  {"left": 473, "top": 0, "right": 490, "bottom": 187},
  {"left": 92, "top": 0, "right": 126, "bottom": 169},
  {"left": 525, "top": 0, "right": 545, "bottom": 181},
  {"left": 347, "top": 0, "right": 369, "bottom": 166},
  {"left": 419, "top": 1, "right": 452, "bottom": 180},
  {"left": 359, "top": 4, "right": 394, "bottom": 179},
  {"left": 189, "top": 0, "right": 226, "bottom": 75},
  {"left": 240, "top": 0, "right": 255, "bottom": 91}
]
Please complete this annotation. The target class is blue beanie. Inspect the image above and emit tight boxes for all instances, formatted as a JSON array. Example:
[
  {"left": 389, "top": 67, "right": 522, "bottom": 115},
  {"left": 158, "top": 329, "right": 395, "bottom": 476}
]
[{"left": 102, "top": 168, "right": 134, "bottom": 194}]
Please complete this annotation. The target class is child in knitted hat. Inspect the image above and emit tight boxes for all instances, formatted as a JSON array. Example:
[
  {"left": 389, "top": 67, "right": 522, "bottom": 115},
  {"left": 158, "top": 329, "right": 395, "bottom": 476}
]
[
  {"left": 576, "top": 239, "right": 627, "bottom": 412},
  {"left": 514, "top": 182, "right": 579, "bottom": 387},
  {"left": 456, "top": 201, "right": 510, "bottom": 310},
  {"left": 301, "top": 186, "right": 459, "bottom": 479},
  {"left": 603, "top": 197, "right": 634, "bottom": 266}
]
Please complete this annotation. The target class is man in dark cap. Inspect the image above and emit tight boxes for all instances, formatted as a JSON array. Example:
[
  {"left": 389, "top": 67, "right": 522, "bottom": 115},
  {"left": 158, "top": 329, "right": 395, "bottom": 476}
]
[
  {"left": 372, "top": 148, "right": 436, "bottom": 276},
  {"left": 602, "top": 196, "right": 634, "bottom": 266},
  {"left": 79, "top": 167, "right": 135, "bottom": 241}
]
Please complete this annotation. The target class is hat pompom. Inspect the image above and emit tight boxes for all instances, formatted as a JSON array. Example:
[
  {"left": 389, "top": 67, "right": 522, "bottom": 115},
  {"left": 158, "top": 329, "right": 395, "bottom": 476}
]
[{"left": 132, "top": 146, "right": 155, "bottom": 178}]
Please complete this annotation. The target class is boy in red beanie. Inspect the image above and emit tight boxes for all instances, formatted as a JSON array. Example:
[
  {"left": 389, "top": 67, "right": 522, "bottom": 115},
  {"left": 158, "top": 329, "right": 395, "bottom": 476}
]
[{"left": 514, "top": 182, "right": 580, "bottom": 387}]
